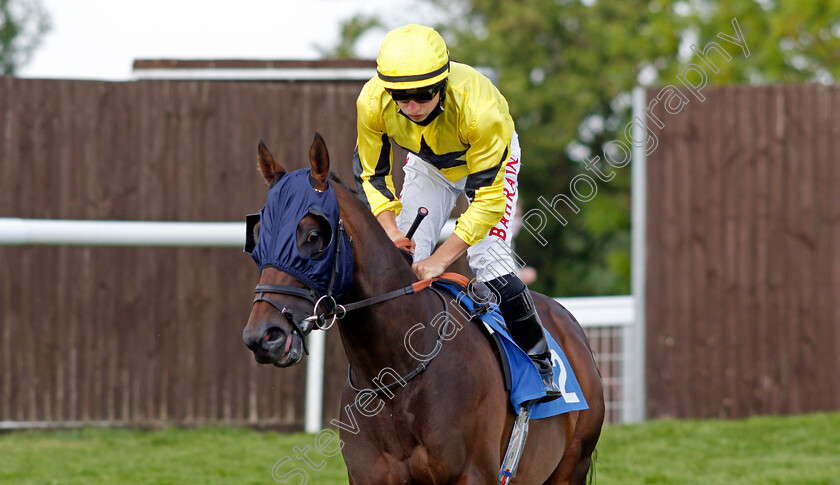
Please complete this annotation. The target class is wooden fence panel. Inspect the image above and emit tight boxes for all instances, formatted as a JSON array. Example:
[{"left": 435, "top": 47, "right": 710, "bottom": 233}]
[
  {"left": 0, "top": 78, "right": 371, "bottom": 428},
  {"left": 646, "top": 84, "right": 840, "bottom": 419}
]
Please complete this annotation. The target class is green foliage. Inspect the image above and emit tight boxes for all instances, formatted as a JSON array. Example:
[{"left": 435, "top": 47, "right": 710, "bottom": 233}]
[
  {"left": 0, "top": 0, "right": 50, "bottom": 75},
  {"left": 442, "top": 0, "right": 670, "bottom": 296},
  {"left": 2, "top": 412, "right": 839, "bottom": 483},
  {"left": 318, "top": 15, "right": 383, "bottom": 59},
  {"left": 332, "top": 0, "right": 840, "bottom": 296}
]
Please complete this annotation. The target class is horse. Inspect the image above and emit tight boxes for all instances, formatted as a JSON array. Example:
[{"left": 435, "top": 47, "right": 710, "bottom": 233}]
[{"left": 242, "top": 133, "right": 605, "bottom": 484}]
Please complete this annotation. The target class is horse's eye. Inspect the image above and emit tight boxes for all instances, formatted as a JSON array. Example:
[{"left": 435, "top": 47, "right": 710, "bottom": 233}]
[{"left": 307, "top": 231, "right": 320, "bottom": 243}]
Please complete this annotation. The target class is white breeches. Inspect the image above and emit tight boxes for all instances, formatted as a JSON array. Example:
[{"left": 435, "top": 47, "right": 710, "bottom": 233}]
[{"left": 396, "top": 132, "right": 522, "bottom": 282}]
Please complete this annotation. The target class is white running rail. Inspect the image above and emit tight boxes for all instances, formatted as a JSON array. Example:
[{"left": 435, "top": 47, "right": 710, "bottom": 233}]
[{"left": 0, "top": 217, "right": 638, "bottom": 429}]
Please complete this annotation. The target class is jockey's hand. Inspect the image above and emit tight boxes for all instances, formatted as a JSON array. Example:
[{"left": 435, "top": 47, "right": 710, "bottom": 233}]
[
  {"left": 377, "top": 210, "right": 415, "bottom": 254},
  {"left": 412, "top": 254, "right": 447, "bottom": 280},
  {"left": 391, "top": 234, "right": 416, "bottom": 254},
  {"left": 411, "top": 232, "right": 470, "bottom": 280}
]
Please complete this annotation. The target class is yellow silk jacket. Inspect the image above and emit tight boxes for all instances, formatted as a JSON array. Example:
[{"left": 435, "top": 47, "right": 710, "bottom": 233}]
[{"left": 353, "top": 62, "right": 515, "bottom": 246}]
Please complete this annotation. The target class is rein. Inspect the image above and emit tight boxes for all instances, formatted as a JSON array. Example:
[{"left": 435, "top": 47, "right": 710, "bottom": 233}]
[
  {"left": 255, "top": 270, "right": 458, "bottom": 406},
  {"left": 341, "top": 277, "right": 435, "bottom": 313},
  {"left": 251, "top": 212, "right": 458, "bottom": 355},
  {"left": 251, "top": 203, "right": 441, "bottom": 346},
  {"left": 254, "top": 267, "right": 458, "bottom": 403},
  {"left": 346, "top": 284, "right": 452, "bottom": 400},
  {"left": 252, "top": 271, "right": 440, "bottom": 352}
]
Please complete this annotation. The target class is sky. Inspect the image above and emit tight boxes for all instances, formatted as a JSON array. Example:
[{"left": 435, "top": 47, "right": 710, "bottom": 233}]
[{"left": 18, "top": 0, "right": 441, "bottom": 81}]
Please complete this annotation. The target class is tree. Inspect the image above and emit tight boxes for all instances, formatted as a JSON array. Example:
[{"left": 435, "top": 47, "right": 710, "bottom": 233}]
[
  {"left": 318, "top": 15, "right": 383, "bottom": 59},
  {"left": 332, "top": 0, "right": 840, "bottom": 296},
  {"left": 0, "top": 0, "right": 50, "bottom": 75}
]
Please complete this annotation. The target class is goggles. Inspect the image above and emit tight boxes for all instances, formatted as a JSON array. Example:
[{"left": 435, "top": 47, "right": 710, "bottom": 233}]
[{"left": 386, "top": 81, "right": 444, "bottom": 103}]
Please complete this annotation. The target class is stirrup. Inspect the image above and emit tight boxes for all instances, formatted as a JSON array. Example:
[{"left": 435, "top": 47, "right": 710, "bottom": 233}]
[{"left": 499, "top": 404, "right": 532, "bottom": 484}]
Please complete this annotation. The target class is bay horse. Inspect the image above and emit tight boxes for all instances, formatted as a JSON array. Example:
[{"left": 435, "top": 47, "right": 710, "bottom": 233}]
[{"left": 242, "top": 134, "right": 604, "bottom": 484}]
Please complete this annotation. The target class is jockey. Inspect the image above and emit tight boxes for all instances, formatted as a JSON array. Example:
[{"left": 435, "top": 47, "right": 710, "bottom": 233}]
[{"left": 353, "top": 24, "right": 561, "bottom": 398}]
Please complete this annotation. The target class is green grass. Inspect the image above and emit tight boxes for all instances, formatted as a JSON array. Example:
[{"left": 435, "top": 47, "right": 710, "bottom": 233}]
[
  {"left": 0, "top": 427, "right": 348, "bottom": 485},
  {"left": 1, "top": 411, "right": 839, "bottom": 484},
  {"left": 596, "top": 412, "right": 840, "bottom": 484}
]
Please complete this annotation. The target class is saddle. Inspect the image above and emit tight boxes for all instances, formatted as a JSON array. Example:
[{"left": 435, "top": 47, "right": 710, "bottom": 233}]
[
  {"left": 430, "top": 274, "right": 588, "bottom": 419},
  {"left": 431, "top": 274, "right": 588, "bottom": 484}
]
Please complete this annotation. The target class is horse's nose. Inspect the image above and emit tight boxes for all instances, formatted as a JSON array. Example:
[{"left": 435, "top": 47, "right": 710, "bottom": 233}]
[
  {"left": 242, "top": 325, "right": 259, "bottom": 352},
  {"left": 242, "top": 323, "right": 287, "bottom": 353}
]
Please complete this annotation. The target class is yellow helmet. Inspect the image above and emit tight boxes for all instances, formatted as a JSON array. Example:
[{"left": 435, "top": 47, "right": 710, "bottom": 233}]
[{"left": 376, "top": 24, "right": 450, "bottom": 91}]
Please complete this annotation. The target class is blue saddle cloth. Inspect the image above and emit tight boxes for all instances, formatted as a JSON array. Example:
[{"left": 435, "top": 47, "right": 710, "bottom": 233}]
[{"left": 433, "top": 281, "right": 588, "bottom": 419}]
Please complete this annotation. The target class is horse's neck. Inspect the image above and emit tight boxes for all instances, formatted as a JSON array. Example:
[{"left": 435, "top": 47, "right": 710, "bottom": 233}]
[{"left": 336, "top": 189, "right": 444, "bottom": 378}]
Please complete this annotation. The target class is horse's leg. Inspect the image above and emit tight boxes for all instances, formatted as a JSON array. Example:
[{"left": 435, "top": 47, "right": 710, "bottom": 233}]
[
  {"left": 563, "top": 389, "right": 604, "bottom": 485},
  {"left": 570, "top": 444, "right": 596, "bottom": 485},
  {"left": 543, "top": 415, "right": 601, "bottom": 485},
  {"left": 534, "top": 293, "right": 605, "bottom": 485},
  {"left": 540, "top": 407, "right": 603, "bottom": 485},
  {"left": 544, "top": 447, "right": 595, "bottom": 485}
]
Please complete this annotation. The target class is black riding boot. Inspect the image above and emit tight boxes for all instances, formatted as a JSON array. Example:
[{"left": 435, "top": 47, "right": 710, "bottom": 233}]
[{"left": 497, "top": 286, "right": 562, "bottom": 399}]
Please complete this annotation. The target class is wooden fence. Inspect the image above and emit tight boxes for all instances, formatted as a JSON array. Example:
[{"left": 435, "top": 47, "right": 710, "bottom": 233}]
[
  {"left": 0, "top": 77, "right": 369, "bottom": 427},
  {"left": 12, "top": 77, "right": 824, "bottom": 428},
  {"left": 1, "top": 75, "right": 631, "bottom": 429},
  {"left": 645, "top": 84, "right": 840, "bottom": 419}
]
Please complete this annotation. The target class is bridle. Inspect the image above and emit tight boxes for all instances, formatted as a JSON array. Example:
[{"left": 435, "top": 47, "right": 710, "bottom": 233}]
[
  {"left": 249, "top": 200, "right": 449, "bottom": 394},
  {"left": 251, "top": 214, "right": 441, "bottom": 354},
  {"left": 251, "top": 204, "right": 435, "bottom": 352},
  {"left": 252, "top": 219, "right": 351, "bottom": 354}
]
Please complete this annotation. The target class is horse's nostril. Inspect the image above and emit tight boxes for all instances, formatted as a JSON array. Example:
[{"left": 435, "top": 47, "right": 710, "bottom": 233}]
[{"left": 263, "top": 326, "right": 285, "bottom": 344}]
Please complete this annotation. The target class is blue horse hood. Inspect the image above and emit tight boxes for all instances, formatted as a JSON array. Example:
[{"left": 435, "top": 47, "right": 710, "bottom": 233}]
[{"left": 250, "top": 169, "right": 354, "bottom": 299}]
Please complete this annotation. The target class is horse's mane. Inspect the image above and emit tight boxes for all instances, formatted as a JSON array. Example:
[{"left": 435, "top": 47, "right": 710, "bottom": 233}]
[
  {"left": 327, "top": 169, "right": 413, "bottom": 267},
  {"left": 329, "top": 170, "right": 357, "bottom": 195}
]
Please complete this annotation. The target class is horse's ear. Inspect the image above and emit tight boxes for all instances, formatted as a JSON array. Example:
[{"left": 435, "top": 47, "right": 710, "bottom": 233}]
[
  {"left": 257, "top": 139, "right": 285, "bottom": 185},
  {"left": 309, "top": 132, "right": 330, "bottom": 191}
]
